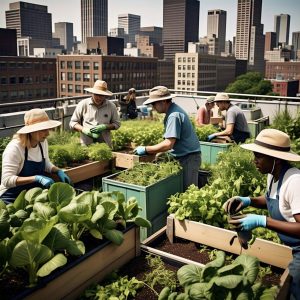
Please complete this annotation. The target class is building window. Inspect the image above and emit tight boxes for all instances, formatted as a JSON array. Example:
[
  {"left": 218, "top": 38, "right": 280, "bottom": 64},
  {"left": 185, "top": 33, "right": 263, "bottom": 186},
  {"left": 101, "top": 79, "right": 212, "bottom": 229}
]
[
  {"left": 75, "top": 85, "right": 81, "bottom": 93},
  {"left": 68, "top": 84, "right": 73, "bottom": 92},
  {"left": 67, "top": 72, "right": 73, "bottom": 80},
  {"left": 178, "top": 57, "right": 182, "bottom": 63},
  {"left": 67, "top": 61, "right": 73, "bottom": 69},
  {"left": 0, "top": 77, "right": 7, "bottom": 84},
  {"left": 61, "top": 72, "right": 66, "bottom": 80},
  {"left": 93, "top": 62, "right": 99, "bottom": 70},
  {"left": 83, "top": 61, "right": 90, "bottom": 70},
  {"left": 61, "top": 83, "right": 66, "bottom": 92},
  {"left": 10, "top": 77, "right": 17, "bottom": 84},
  {"left": 41, "top": 88, "right": 48, "bottom": 96},
  {"left": 75, "top": 61, "right": 81, "bottom": 69},
  {"left": 178, "top": 65, "right": 181, "bottom": 70},
  {"left": 93, "top": 74, "right": 99, "bottom": 81},
  {"left": 75, "top": 73, "right": 81, "bottom": 81},
  {"left": 60, "top": 61, "right": 65, "bottom": 69},
  {"left": 83, "top": 73, "right": 90, "bottom": 82}
]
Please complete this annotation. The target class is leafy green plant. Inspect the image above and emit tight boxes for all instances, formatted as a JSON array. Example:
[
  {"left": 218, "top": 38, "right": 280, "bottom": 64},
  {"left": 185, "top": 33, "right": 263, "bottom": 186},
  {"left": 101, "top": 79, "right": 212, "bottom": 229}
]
[
  {"left": 64, "top": 143, "right": 88, "bottom": 162},
  {"left": 49, "top": 145, "right": 72, "bottom": 167},
  {"left": 47, "top": 130, "right": 79, "bottom": 146},
  {"left": 114, "top": 161, "right": 181, "bottom": 186},
  {"left": 195, "top": 124, "right": 219, "bottom": 141},
  {"left": 87, "top": 142, "right": 113, "bottom": 161}
]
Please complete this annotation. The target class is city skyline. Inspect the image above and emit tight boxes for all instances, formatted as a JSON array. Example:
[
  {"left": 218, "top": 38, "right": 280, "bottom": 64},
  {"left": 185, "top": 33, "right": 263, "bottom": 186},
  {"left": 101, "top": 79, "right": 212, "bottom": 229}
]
[{"left": 0, "top": 0, "right": 300, "bottom": 43}]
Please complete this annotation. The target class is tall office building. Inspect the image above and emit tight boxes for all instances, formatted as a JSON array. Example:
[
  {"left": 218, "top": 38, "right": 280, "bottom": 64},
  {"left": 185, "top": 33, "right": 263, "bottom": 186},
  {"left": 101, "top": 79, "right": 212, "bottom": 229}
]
[
  {"left": 53, "top": 22, "right": 74, "bottom": 52},
  {"left": 207, "top": 9, "right": 227, "bottom": 54},
  {"left": 292, "top": 32, "right": 300, "bottom": 51},
  {"left": 274, "top": 14, "right": 290, "bottom": 46},
  {"left": 5, "top": 1, "right": 52, "bottom": 40},
  {"left": 118, "top": 14, "right": 141, "bottom": 44},
  {"left": 81, "top": 0, "right": 108, "bottom": 44},
  {"left": 265, "top": 32, "right": 277, "bottom": 52},
  {"left": 235, "top": 0, "right": 265, "bottom": 74},
  {"left": 163, "top": 0, "right": 200, "bottom": 61}
]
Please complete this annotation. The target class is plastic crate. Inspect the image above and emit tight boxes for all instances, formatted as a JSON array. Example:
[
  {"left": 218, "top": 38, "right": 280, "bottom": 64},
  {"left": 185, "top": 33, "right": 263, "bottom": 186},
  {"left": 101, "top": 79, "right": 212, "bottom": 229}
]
[
  {"left": 102, "top": 170, "right": 183, "bottom": 241},
  {"left": 200, "top": 141, "right": 231, "bottom": 164}
]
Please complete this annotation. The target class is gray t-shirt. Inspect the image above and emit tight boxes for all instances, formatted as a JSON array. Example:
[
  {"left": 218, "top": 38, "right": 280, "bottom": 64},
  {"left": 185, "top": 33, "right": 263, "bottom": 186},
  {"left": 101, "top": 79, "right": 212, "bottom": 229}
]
[{"left": 226, "top": 104, "right": 250, "bottom": 133}]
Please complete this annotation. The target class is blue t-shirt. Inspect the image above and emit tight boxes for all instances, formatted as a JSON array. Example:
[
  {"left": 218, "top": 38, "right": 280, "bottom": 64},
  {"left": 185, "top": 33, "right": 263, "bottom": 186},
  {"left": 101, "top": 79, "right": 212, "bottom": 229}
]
[{"left": 164, "top": 103, "right": 200, "bottom": 157}]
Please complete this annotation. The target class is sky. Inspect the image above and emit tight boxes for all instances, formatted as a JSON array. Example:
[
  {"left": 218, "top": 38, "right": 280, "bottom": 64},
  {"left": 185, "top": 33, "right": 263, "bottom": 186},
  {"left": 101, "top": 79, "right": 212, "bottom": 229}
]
[{"left": 0, "top": 0, "right": 300, "bottom": 43}]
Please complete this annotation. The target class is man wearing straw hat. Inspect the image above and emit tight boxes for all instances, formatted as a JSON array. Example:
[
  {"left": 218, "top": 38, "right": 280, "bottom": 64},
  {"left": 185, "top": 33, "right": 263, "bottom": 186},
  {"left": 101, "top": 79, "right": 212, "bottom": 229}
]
[
  {"left": 223, "top": 129, "right": 300, "bottom": 299},
  {"left": 134, "top": 86, "right": 201, "bottom": 190},
  {"left": 70, "top": 80, "right": 120, "bottom": 147},
  {"left": 0, "top": 108, "right": 71, "bottom": 203},
  {"left": 207, "top": 92, "right": 250, "bottom": 143}
]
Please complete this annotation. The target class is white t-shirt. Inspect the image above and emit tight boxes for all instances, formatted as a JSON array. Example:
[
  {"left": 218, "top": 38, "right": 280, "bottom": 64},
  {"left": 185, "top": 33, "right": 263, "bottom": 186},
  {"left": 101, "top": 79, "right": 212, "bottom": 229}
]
[
  {"left": 0, "top": 138, "right": 54, "bottom": 196},
  {"left": 267, "top": 167, "right": 300, "bottom": 222}
]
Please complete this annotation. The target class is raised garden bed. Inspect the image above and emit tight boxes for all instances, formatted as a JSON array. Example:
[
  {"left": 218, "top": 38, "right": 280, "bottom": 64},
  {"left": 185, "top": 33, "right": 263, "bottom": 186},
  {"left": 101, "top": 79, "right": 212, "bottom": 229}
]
[
  {"left": 113, "top": 150, "right": 156, "bottom": 169},
  {"left": 1, "top": 226, "right": 140, "bottom": 300},
  {"left": 200, "top": 141, "right": 232, "bottom": 164}
]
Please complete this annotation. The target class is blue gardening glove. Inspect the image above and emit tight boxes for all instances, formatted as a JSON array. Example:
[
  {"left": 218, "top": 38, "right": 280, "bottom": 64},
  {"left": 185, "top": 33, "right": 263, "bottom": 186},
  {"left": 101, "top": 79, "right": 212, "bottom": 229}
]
[
  {"left": 229, "top": 214, "right": 266, "bottom": 231},
  {"left": 133, "top": 146, "right": 147, "bottom": 156},
  {"left": 35, "top": 175, "right": 55, "bottom": 188},
  {"left": 223, "top": 196, "right": 251, "bottom": 215},
  {"left": 57, "top": 170, "right": 72, "bottom": 184},
  {"left": 82, "top": 127, "right": 100, "bottom": 139},
  {"left": 90, "top": 124, "right": 107, "bottom": 134},
  {"left": 207, "top": 134, "right": 217, "bottom": 142}
]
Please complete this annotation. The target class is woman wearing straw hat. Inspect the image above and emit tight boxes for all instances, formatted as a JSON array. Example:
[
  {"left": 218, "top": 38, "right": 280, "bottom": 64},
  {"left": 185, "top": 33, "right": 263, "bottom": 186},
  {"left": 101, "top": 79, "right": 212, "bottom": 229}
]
[
  {"left": 118, "top": 88, "right": 138, "bottom": 120},
  {"left": 134, "top": 86, "right": 201, "bottom": 190},
  {"left": 223, "top": 129, "right": 300, "bottom": 299},
  {"left": 0, "top": 109, "right": 71, "bottom": 203},
  {"left": 70, "top": 80, "right": 120, "bottom": 147},
  {"left": 207, "top": 92, "right": 250, "bottom": 143}
]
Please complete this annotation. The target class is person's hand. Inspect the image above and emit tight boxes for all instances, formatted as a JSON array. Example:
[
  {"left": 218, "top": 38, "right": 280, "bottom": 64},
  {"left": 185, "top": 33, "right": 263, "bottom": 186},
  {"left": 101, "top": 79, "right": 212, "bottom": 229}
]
[
  {"left": 223, "top": 196, "right": 251, "bottom": 215},
  {"left": 82, "top": 127, "right": 100, "bottom": 139},
  {"left": 229, "top": 214, "right": 266, "bottom": 231},
  {"left": 133, "top": 146, "right": 147, "bottom": 156},
  {"left": 90, "top": 124, "right": 107, "bottom": 134},
  {"left": 207, "top": 134, "right": 217, "bottom": 142},
  {"left": 57, "top": 170, "right": 72, "bottom": 184},
  {"left": 35, "top": 175, "right": 55, "bottom": 188}
]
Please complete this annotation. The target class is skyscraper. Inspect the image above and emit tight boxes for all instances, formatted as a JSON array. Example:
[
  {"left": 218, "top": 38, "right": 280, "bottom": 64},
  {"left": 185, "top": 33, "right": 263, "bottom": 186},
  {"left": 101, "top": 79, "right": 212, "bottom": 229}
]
[
  {"left": 292, "top": 32, "right": 300, "bottom": 51},
  {"left": 274, "top": 14, "right": 290, "bottom": 46},
  {"left": 163, "top": 0, "right": 200, "bottom": 61},
  {"left": 81, "top": 0, "right": 108, "bottom": 44},
  {"left": 207, "top": 9, "right": 227, "bottom": 54},
  {"left": 53, "top": 22, "right": 74, "bottom": 53},
  {"left": 118, "top": 14, "right": 141, "bottom": 44},
  {"left": 235, "top": 0, "right": 265, "bottom": 74},
  {"left": 5, "top": 1, "right": 52, "bottom": 40},
  {"left": 265, "top": 32, "right": 277, "bottom": 52}
]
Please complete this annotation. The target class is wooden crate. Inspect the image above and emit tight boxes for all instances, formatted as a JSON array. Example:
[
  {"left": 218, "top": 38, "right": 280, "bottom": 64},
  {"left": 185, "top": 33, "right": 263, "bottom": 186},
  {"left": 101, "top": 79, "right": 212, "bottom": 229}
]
[
  {"left": 20, "top": 226, "right": 140, "bottom": 300},
  {"left": 113, "top": 151, "right": 156, "bottom": 169}
]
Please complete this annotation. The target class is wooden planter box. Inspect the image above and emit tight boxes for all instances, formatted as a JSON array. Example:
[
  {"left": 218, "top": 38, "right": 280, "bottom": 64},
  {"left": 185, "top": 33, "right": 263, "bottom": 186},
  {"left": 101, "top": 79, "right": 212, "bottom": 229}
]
[
  {"left": 143, "top": 218, "right": 291, "bottom": 300},
  {"left": 17, "top": 226, "right": 140, "bottom": 300},
  {"left": 112, "top": 151, "right": 156, "bottom": 169},
  {"left": 102, "top": 171, "right": 183, "bottom": 241},
  {"left": 51, "top": 160, "right": 113, "bottom": 184}
]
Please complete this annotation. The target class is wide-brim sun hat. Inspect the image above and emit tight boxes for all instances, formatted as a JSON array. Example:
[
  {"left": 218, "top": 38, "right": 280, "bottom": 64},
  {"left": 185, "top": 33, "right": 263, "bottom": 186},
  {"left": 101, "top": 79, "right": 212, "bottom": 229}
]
[
  {"left": 144, "top": 86, "right": 175, "bottom": 105},
  {"left": 129, "top": 87, "right": 136, "bottom": 93},
  {"left": 84, "top": 80, "right": 113, "bottom": 96},
  {"left": 241, "top": 128, "right": 300, "bottom": 161},
  {"left": 17, "top": 108, "right": 61, "bottom": 134},
  {"left": 214, "top": 92, "right": 230, "bottom": 102},
  {"left": 206, "top": 96, "right": 215, "bottom": 104}
]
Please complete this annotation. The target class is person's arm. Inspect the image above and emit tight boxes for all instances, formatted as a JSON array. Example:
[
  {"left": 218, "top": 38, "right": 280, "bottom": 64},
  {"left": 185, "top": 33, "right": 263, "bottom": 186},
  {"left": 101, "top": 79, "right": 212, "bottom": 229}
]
[
  {"left": 266, "top": 214, "right": 300, "bottom": 239},
  {"left": 248, "top": 195, "right": 267, "bottom": 209},
  {"left": 145, "top": 138, "right": 176, "bottom": 154},
  {"left": 69, "top": 101, "right": 84, "bottom": 132},
  {"left": 213, "top": 123, "right": 234, "bottom": 137},
  {"left": 108, "top": 103, "right": 121, "bottom": 130},
  {"left": 195, "top": 107, "right": 205, "bottom": 126}
]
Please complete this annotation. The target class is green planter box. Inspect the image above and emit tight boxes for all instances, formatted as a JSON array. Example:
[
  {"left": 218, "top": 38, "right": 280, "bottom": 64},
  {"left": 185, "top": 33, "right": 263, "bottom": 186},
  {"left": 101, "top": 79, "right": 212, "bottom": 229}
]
[
  {"left": 200, "top": 141, "right": 231, "bottom": 164},
  {"left": 248, "top": 116, "right": 269, "bottom": 138},
  {"left": 102, "top": 171, "right": 183, "bottom": 241}
]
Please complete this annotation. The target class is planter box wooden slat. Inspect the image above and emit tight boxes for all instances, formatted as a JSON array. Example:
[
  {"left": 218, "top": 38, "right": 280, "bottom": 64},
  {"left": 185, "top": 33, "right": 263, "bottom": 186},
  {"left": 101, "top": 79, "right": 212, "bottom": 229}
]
[
  {"left": 166, "top": 215, "right": 292, "bottom": 269},
  {"left": 144, "top": 223, "right": 290, "bottom": 300},
  {"left": 102, "top": 171, "right": 183, "bottom": 241},
  {"left": 113, "top": 151, "right": 156, "bottom": 169},
  {"left": 20, "top": 226, "right": 140, "bottom": 300}
]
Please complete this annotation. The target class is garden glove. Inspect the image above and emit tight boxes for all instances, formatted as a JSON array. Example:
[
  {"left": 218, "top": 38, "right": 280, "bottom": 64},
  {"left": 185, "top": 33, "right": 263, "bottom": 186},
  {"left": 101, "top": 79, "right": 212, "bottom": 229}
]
[
  {"left": 207, "top": 134, "right": 217, "bottom": 142},
  {"left": 223, "top": 196, "right": 251, "bottom": 215},
  {"left": 35, "top": 175, "right": 55, "bottom": 188},
  {"left": 57, "top": 169, "right": 72, "bottom": 184},
  {"left": 90, "top": 124, "right": 107, "bottom": 134},
  {"left": 133, "top": 146, "right": 147, "bottom": 156},
  {"left": 229, "top": 214, "right": 266, "bottom": 231},
  {"left": 82, "top": 127, "right": 100, "bottom": 139}
]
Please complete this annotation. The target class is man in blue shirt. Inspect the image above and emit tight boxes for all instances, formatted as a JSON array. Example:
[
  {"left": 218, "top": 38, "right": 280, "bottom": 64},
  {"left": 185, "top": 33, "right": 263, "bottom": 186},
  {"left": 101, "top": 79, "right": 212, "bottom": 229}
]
[{"left": 134, "top": 86, "right": 201, "bottom": 190}]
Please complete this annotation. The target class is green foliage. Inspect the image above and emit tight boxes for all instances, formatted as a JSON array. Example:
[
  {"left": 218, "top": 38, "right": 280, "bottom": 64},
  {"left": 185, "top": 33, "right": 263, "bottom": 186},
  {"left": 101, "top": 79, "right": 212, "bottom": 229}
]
[
  {"left": 64, "top": 143, "right": 88, "bottom": 162},
  {"left": 225, "top": 72, "right": 273, "bottom": 95},
  {"left": 48, "top": 145, "right": 72, "bottom": 167},
  {"left": 114, "top": 161, "right": 182, "bottom": 186},
  {"left": 87, "top": 143, "right": 113, "bottom": 161},
  {"left": 269, "top": 108, "right": 294, "bottom": 134},
  {"left": 47, "top": 130, "right": 79, "bottom": 146},
  {"left": 195, "top": 124, "right": 218, "bottom": 141}
]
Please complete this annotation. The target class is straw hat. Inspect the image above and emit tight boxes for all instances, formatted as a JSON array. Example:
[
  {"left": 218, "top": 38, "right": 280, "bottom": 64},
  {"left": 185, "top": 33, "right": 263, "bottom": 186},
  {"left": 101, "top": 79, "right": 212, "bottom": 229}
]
[
  {"left": 17, "top": 109, "right": 61, "bottom": 134},
  {"left": 144, "top": 86, "right": 175, "bottom": 105},
  {"left": 84, "top": 80, "right": 113, "bottom": 96},
  {"left": 206, "top": 96, "right": 215, "bottom": 104},
  {"left": 214, "top": 92, "right": 230, "bottom": 102},
  {"left": 241, "top": 128, "right": 300, "bottom": 161}
]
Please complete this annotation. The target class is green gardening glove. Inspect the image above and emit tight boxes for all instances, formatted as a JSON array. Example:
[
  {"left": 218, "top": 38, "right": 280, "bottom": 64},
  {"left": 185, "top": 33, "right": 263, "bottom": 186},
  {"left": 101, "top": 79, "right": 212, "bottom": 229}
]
[
  {"left": 90, "top": 124, "right": 107, "bottom": 134},
  {"left": 82, "top": 127, "right": 100, "bottom": 139}
]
